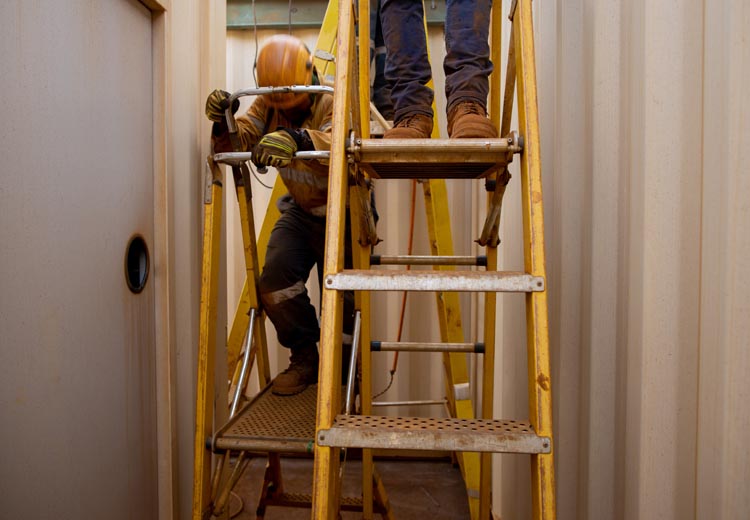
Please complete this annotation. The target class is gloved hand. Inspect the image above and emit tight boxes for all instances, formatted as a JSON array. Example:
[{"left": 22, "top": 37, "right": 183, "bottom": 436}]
[
  {"left": 205, "top": 89, "right": 239, "bottom": 122},
  {"left": 252, "top": 129, "right": 299, "bottom": 169}
]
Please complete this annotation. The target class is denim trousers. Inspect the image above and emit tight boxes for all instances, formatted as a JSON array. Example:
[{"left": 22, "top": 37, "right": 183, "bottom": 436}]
[{"left": 380, "top": 0, "right": 493, "bottom": 122}]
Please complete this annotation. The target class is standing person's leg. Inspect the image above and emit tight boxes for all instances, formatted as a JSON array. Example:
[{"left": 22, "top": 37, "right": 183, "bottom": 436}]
[
  {"left": 380, "top": 0, "right": 434, "bottom": 138},
  {"left": 260, "top": 203, "right": 321, "bottom": 395},
  {"left": 444, "top": 0, "right": 497, "bottom": 138},
  {"left": 370, "top": 0, "right": 394, "bottom": 119}
]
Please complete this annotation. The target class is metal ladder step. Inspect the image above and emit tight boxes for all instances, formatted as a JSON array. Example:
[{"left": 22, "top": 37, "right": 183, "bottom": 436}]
[
  {"left": 325, "top": 269, "right": 544, "bottom": 292},
  {"left": 317, "top": 415, "right": 551, "bottom": 454},
  {"left": 353, "top": 135, "right": 522, "bottom": 179}
]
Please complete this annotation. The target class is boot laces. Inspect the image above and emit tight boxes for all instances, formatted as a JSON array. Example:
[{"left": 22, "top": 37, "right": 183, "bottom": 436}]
[
  {"left": 283, "top": 350, "right": 316, "bottom": 375},
  {"left": 396, "top": 113, "right": 428, "bottom": 128},
  {"left": 455, "top": 101, "right": 484, "bottom": 117}
]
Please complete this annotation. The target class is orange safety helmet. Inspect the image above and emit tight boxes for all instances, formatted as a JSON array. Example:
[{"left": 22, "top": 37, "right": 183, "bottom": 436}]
[{"left": 257, "top": 34, "right": 314, "bottom": 110}]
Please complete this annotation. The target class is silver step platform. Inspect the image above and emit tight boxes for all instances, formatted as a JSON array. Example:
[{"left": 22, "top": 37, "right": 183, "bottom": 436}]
[
  {"left": 213, "top": 384, "right": 319, "bottom": 454},
  {"left": 317, "top": 415, "right": 551, "bottom": 454},
  {"left": 325, "top": 269, "right": 545, "bottom": 293}
]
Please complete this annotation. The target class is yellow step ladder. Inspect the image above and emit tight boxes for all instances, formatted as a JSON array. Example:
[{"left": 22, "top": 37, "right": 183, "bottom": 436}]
[
  {"left": 312, "top": 0, "right": 556, "bottom": 519},
  {"left": 191, "top": 3, "right": 396, "bottom": 518}
]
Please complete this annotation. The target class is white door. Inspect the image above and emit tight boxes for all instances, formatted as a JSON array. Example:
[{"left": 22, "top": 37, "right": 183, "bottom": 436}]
[{"left": 0, "top": 1, "right": 158, "bottom": 518}]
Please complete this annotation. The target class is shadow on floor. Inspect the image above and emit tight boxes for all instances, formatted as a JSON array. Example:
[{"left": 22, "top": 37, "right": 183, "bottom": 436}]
[{"left": 230, "top": 455, "right": 471, "bottom": 519}]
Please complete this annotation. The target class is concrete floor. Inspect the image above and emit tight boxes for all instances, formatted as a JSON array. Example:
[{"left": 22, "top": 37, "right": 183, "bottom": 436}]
[{"left": 229, "top": 455, "right": 471, "bottom": 519}]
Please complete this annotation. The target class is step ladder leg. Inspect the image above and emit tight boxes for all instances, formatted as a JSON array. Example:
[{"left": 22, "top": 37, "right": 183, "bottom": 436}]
[
  {"left": 480, "top": 247, "right": 498, "bottom": 520},
  {"left": 225, "top": 177, "right": 285, "bottom": 385},
  {"left": 514, "top": 1, "right": 556, "bottom": 517},
  {"left": 230, "top": 164, "right": 274, "bottom": 387},
  {"left": 192, "top": 157, "right": 224, "bottom": 520},
  {"left": 349, "top": 181, "right": 379, "bottom": 518},
  {"left": 477, "top": 6, "right": 505, "bottom": 518},
  {"left": 312, "top": 3, "right": 355, "bottom": 517}
]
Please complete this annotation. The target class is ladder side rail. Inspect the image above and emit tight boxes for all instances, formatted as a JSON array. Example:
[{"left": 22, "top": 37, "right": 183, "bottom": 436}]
[
  {"left": 232, "top": 164, "right": 272, "bottom": 388},
  {"left": 192, "top": 157, "right": 224, "bottom": 520},
  {"left": 349, "top": 179, "right": 379, "bottom": 518},
  {"left": 312, "top": 0, "right": 356, "bottom": 517},
  {"left": 514, "top": 0, "right": 556, "bottom": 518},
  {"left": 356, "top": 0, "right": 377, "bottom": 515},
  {"left": 479, "top": 4, "right": 505, "bottom": 519},
  {"left": 225, "top": 177, "right": 285, "bottom": 385}
]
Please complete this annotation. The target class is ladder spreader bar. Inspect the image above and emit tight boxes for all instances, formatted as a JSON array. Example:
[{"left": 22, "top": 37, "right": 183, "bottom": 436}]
[
  {"left": 325, "top": 270, "right": 544, "bottom": 293},
  {"left": 372, "top": 341, "right": 484, "bottom": 353},
  {"left": 370, "top": 255, "right": 487, "bottom": 266},
  {"left": 213, "top": 151, "right": 329, "bottom": 167}
]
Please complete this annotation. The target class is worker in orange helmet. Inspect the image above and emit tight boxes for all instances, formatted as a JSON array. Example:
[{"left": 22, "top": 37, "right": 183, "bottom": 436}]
[{"left": 205, "top": 34, "right": 354, "bottom": 396}]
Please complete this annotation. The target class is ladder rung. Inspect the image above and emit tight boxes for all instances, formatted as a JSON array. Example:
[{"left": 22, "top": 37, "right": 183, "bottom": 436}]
[
  {"left": 372, "top": 341, "right": 484, "bottom": 353},
  {"left": 353, "top": 137, "right": 521, "bottom": 179},
  {"left": 261, "top": 492, "right": 382, "bottom": 513},
  {"left": 370, "top": 254, "right": 487, "bottom": 266},
  {"left": 325, "top": 270, "right": 544, "bottom": 292},
  {"left": 317, "top": 415, "right": 551, "bottom": 454}
]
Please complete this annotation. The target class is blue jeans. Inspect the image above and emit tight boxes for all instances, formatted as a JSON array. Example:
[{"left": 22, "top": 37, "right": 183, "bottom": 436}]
[{"left": 380, "top": 0, "right": 493, "bottom": 122}]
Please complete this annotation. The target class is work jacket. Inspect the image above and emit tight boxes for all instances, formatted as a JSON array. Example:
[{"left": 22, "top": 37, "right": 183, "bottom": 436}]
[{"left": 214, "top": 93, "right": 333, "bottom": 216}]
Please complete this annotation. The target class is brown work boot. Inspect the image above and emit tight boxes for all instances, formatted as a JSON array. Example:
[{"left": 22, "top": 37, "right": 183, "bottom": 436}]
[
  {"left": 272, "top": 346, "right": 319, "bottom": 396},
  {"left": 383, "top": 113, "right": 433, "bottom": 139},
  {"left": 447, "top": 100, "right": 498, "bottom": 138}
]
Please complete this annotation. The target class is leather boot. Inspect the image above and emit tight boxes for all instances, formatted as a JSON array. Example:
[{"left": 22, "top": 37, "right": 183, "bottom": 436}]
[
  {"left": 447, "top": 100, "right": 498, "bottom": 138},
  {"left": 383, "top": 113, "right": 433, "bottom": 139},
  {"left": 272, "top": 346, "right": 319, "bottom": 395}
]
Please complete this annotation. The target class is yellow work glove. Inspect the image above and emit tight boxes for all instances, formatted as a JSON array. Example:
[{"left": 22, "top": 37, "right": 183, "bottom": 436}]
[
  {"left": 252, "top": 130, "right": 299, "bottom": 169},
  {"left": 205, "top": 89, "right": 239, "bottom": 122}
]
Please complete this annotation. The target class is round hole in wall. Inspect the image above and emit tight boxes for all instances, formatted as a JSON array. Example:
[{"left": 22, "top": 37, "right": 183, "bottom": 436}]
[{"left": 125, "top": 235, "right": 150, "bottom": 294}]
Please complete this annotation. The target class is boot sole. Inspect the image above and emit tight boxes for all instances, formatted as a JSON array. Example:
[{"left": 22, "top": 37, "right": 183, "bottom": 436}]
[{"left": 271, "top": 382, "right": 310, "bottom": 396}]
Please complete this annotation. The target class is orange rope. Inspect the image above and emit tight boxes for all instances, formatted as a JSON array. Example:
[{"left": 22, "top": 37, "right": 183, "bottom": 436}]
[{"left": 391, "top": 178, "right": 417, "bottom": 371}]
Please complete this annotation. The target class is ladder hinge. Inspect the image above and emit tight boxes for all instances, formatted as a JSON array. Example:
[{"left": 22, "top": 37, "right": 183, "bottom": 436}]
[{"left": 204, "top": 157, "right": 223, "bottom": 204}]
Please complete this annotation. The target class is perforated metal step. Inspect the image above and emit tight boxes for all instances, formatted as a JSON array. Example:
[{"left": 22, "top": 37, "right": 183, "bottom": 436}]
[
  {"left": 325, "top": 269, "right": 545, "bottom": 293},
  {"left": 317, "top": 415, "right": 551, "bottom": 454},
  {"left": 213, "top": 384, "right": 318, "bottom": 454}
]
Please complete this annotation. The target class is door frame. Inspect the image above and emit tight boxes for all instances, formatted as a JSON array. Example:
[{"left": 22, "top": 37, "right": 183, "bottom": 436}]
[{"left": 139, "top": 1, "right": 174, "bottom": 518}]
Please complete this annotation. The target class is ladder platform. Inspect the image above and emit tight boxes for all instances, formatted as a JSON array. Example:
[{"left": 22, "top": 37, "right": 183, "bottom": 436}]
[
  {"left": 325, "top": 269, "right": 545, "bottom": 292},
  {"left": 213, "top": 384, "right": 319, "bottom": 454},
  {"left": 317, "top": 415, "right": 551, "bottom": 454},
  {"left": 353, "top": 136, "right": 522, "bottom": 179}
]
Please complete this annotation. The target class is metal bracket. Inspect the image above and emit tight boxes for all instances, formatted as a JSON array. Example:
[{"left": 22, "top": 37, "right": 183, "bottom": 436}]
[
  {"left": 314, "top": 49, "right": 335, "bottom": 62},
  {"left": 205, "top": 156, "right": 223, "bottom": 204},
  {"left": 509, "top": 0, "right": 519, "bottom": 21}
]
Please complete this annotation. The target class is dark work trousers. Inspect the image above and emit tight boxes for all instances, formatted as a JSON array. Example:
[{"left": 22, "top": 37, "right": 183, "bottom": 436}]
[
  {"left": 368, "top": 0, "right": 395, "bottom": 119},
  {"left": 380, "top": 0, "right": 493, "bottom": 122},
  {"left": 259, "top": 199, "right": 354, "bottom": 354}
]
